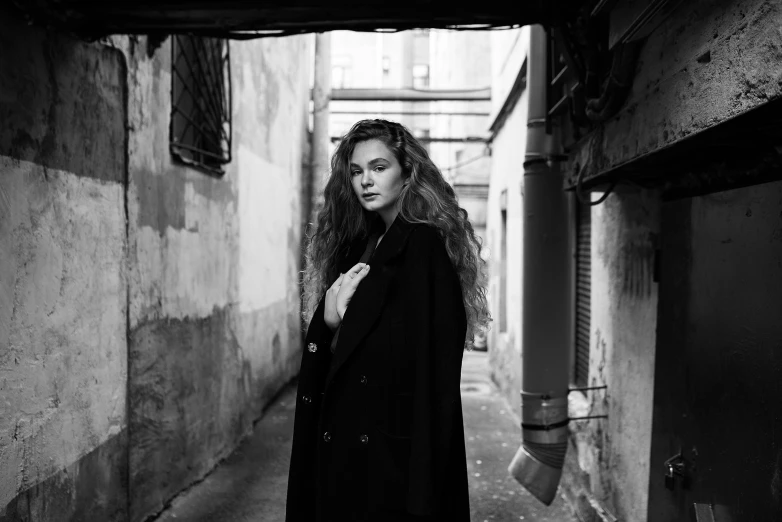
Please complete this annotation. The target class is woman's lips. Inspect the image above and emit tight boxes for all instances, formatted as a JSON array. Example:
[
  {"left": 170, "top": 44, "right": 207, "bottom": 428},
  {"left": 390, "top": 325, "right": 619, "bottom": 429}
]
[{"left": 362, "top": 193, "right": 378, "bottom": 200}]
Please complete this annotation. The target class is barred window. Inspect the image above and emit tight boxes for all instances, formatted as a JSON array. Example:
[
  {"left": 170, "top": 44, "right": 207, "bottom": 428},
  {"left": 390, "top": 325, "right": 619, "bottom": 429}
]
[
  {"left": 412, "top": 64, "right": 429, "bottom": 89},
  {"left": 170, "top": 35, "right": 232, "bottom": 175}
]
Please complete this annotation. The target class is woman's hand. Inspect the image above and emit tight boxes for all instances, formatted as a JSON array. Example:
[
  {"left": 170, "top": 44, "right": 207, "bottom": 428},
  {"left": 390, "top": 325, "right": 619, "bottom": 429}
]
[
  {"left": 324, "top": 273, "right": 345, "bottom": 331},
  {"left": 336, "top": 263, "right": 371, "bottom": 319},
  {"left": 323, "top": 263, "right": 371, "bottom": 330}
]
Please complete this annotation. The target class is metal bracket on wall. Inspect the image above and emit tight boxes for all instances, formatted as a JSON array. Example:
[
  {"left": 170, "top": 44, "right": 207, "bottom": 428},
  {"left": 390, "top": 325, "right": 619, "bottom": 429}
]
[{"left": 567, "top": 385, "right": 608, "bottom": 421}]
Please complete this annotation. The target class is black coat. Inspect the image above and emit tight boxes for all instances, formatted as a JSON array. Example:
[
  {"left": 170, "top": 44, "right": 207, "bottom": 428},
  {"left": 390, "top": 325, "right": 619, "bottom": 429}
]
[{"left": 285, "top": 217, "right": 470, "bottom": 522}]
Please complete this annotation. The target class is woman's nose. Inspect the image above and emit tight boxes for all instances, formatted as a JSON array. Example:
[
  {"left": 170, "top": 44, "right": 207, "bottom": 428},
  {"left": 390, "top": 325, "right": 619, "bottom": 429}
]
[{"left": 361, "top": 172, "right": 372, "bottom": 187}]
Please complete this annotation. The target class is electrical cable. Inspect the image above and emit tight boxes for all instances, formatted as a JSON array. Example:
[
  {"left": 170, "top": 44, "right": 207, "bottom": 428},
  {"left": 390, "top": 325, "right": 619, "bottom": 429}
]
[{"left": 575, "top": 163, "right": 616, "bottom": 206}]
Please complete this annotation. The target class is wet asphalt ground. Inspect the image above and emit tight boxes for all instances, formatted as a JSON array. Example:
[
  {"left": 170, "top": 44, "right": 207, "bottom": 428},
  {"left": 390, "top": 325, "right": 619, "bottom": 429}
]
[{"left": 153, "top": 351, "right": 576, "bottom": 522}]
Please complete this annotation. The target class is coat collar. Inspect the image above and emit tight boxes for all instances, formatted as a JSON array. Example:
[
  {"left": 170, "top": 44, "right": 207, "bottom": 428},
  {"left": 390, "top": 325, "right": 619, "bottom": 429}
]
[{"left": 325, "top": 215, "right": 418, "bottom": 388}]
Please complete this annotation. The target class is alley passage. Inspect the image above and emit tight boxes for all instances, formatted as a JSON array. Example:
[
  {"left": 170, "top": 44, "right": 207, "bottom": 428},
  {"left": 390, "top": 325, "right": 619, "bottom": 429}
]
[{"left": 153, "top": 351, "right": 575, "bottom": 522}]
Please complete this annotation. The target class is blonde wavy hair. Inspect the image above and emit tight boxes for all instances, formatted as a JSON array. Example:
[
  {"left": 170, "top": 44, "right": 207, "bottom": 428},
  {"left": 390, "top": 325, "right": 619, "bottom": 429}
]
[{"left": 302, "top": 119, "right": 490, "bottom": 347}]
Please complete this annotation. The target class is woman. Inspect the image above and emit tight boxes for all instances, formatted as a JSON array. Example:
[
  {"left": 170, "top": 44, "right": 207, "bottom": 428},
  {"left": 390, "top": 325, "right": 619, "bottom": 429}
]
[{"left": 286, "top": 119, "right": 489, "bottom": 522}]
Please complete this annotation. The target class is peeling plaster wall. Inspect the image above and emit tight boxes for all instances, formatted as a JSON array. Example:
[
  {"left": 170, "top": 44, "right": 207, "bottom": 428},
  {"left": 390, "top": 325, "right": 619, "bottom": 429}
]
[
  {"left": 562, "top": 190, "right": 659, "bottom": 522},
  {"left": 485, "top": 27, "right": 529, "bottom": 416},
  {"left": 0, "top": 16, "right": 128, "bottom": 521},
  {"left": 123, "top": 35, "right": 313, "bottom": 521},
  {"left": 0, "top": 10, "right": 313, "bottom": 521}
]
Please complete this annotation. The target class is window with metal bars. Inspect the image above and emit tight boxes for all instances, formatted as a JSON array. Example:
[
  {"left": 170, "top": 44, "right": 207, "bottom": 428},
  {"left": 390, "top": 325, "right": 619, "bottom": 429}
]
[
  {"left": 170, "top": 35, "right": 232, "bottom": 175},
  {"left": 573, "top": 199, "right": 591, "bottom": 387}
]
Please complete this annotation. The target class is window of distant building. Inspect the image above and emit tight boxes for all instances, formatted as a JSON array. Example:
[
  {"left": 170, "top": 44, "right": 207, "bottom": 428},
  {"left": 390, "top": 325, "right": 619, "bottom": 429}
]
[
  {"left": 413, "top": 128, "right": 430, "bottom": 153},
  {"left": 170, "top": 35, "right": 232, "bottom": 176},
  {"left": 332, "top": 56, "right": 353, "bottom": 89},
  {"left": 412, "top": 64, "right": 429, "bottom": 89}
]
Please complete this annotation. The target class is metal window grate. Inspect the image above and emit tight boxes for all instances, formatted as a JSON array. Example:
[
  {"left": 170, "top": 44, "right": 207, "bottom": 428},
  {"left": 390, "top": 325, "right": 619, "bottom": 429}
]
[
  {"left": 170, "top": 35, "right": 232, "bottom": 175},
  {"left": 574, "top": 200, "right": 591, "bottom": 387}
]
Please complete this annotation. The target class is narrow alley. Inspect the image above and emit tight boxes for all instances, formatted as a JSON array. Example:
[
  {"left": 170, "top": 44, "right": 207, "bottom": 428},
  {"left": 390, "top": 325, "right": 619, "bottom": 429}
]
[
  {"left": 151, "top": 351, "right": 574, "bottom": 522},
  {"left": 4, "top": 2, "right": 782, "bottom": 522}
]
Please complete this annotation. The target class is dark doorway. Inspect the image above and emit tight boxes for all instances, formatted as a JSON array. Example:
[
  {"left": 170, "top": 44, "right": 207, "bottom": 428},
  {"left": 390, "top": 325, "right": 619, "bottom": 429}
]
[{"left": 648, "top": 181, "right": 782, "bottom": 521}]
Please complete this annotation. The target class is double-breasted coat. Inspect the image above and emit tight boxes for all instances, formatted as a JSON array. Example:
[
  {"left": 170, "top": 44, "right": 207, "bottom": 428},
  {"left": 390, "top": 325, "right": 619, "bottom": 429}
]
[{"left": 285, "top": 216, "right": 470, "bottom": 522}]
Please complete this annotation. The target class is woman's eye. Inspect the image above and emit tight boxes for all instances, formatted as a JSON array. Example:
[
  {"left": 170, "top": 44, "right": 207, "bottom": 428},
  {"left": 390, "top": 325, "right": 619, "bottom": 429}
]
[
  {"left": 374, "top": 166, "right": 386, "bottom": 172},
  {"left": 351, "top": 170, "right": 361, "bottom": 176}
]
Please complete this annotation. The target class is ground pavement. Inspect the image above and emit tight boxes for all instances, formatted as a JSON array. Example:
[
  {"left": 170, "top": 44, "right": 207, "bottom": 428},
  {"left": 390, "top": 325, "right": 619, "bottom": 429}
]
[{"left": 153, "top": 351, "right": 576, "bottom": 522}]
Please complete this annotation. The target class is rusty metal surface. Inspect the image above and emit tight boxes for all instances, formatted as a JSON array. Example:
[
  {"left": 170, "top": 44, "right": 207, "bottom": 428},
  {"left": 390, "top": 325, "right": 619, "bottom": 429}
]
[{"left": 12, "top": 0, "right": 582, "bottom": 39}]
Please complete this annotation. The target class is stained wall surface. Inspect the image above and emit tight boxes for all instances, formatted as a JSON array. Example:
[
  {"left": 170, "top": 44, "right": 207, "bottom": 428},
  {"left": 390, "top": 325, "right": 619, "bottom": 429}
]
[
  {"left": 0, "top": 17, "right": 129, "bottom": 520},
  {"left": 563, "top": 191, "right": 659, "bottom": 522},
  {"left": 0, "top": 10, "right": 313, "bottom": 521},
  {"left": 569, "top": 0, "right": 782, "bottom": 183},
  {"left": 123, "top": 34, "right": 312, "bottom": 521}
]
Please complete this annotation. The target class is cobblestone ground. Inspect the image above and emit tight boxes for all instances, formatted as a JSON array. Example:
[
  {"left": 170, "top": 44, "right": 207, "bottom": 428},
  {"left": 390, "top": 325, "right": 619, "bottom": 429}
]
[{"left": 153, "top": 351, "right": 576, "bottom": 522}]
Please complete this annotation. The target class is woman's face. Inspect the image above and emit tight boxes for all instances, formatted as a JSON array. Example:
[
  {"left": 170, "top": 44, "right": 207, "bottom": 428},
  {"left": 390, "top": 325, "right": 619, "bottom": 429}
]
[{"left": 350, "top": 139, "right": 407, "bottom": 228}]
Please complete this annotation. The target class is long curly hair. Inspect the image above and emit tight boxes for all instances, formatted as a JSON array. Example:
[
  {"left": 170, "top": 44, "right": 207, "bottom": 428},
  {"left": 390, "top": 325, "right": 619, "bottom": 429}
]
[{"left": 302, "top": 119, "right": 490, "bottom": 347}]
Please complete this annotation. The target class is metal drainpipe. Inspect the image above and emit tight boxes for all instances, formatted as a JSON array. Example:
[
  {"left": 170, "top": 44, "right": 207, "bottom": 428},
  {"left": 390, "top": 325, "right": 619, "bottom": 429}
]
[
  {"left": 508, "top": 24, "right": 572, "bottom": 506},
  {"left": 310, "top": 32, "right": 332, "bottom": 216}
]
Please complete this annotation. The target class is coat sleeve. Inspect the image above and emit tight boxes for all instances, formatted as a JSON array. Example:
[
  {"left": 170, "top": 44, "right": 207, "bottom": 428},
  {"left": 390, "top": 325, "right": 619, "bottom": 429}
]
[{"left": 402, "top": 226, "right": 468, "bottom": 516}]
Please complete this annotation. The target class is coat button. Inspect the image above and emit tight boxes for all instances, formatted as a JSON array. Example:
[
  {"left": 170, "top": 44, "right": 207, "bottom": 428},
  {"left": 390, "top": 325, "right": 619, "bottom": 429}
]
[
  {"left": 323, "top": 431, "right": 331, "bottom": 442},
  {"left": 360, "top": 375, "right": 367, "bottom": 385},
  {"left": 359, "top": 434, "right": 369, "bottom": 444},
  {"left": 302, "top": 395, "right": 312, "bottom": 404},
  {"left": 308, "top": 343, "right": 318, "bottom": 353}
]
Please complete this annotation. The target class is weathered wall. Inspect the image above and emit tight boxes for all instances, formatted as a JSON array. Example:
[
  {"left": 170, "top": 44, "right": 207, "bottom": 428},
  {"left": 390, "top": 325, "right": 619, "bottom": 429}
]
[
  {"left": 0, "top": 16, "right": 129, "bottom": 521},
  {"left": 562, "top": 189, "right": 659, "bottom": 522},
  {"left": 0, "top": 8, "right": 313, "bottom": 521},
  {"left": 123, "top": 35, "right": 312, "bottom": 521},
  {"left": 485, "top": 26, "right": 529, "bottom": 415},
  {"left": 570, "top": 0, "right": 782, "bottom": 184}
]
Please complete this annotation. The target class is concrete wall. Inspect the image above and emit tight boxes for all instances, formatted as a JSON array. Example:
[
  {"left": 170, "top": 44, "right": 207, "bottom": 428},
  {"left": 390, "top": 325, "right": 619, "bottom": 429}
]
[
  {"left": 124, "top": 34, "right": 312, "bottom": 521},
  {"left": 562, "top": 190, "right": 659, "bottom": 522},
  {"left": 0, "top": 10, "right": 313, "bottom": 521},
  {"left": 0, "top": 17, "right": 129, "bottom": 520},
  {"left": 486, "top": 27, "right": 528, "bottom": 416},
  {"left": 569, "top": 0, "right": 782, "bottom": 184}
]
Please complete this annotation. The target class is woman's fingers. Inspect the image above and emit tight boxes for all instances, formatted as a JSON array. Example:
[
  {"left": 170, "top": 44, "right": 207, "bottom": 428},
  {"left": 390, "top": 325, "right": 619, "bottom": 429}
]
[
  {"left": 330, "top": 273, "right": 345, "bottom": 290},
  {"left": 342, "top": 263, "right": 370, "bottom": 289},
  {"left": 335, "top": 263, "right": 370, "bottom": 319},
  {"left": 324, "top": 273, "right": 344, "bottom": 331},
  {"left": 344, "top": 263, "right": 367, "bottom": 279}
]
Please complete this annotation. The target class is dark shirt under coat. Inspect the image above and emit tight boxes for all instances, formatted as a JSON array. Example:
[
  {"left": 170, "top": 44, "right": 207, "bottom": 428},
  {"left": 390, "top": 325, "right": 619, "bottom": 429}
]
[{"left": 285, "top": 216, "right": 470, "bottom": 522}]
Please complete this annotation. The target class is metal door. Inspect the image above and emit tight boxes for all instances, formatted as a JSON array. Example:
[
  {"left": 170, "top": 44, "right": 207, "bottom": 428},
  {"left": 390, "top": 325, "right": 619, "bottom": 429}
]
[{"left": 648, "top": 181, "right": 782, "bottom": 522}]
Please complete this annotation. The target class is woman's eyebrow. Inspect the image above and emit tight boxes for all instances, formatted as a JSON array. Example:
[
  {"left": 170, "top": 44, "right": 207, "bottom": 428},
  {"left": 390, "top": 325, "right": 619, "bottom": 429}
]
[
  {"left": 368, "top": 158, "right": 389, "bottom": 165},
  {"left": 349, "top": 158, "right": 390, "bottom": 168}
]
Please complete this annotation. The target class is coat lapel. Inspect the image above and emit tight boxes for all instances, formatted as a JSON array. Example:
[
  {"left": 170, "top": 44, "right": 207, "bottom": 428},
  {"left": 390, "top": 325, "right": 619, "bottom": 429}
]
[{"left": 324, "top": 216, "right": 418, "bottom": 389}]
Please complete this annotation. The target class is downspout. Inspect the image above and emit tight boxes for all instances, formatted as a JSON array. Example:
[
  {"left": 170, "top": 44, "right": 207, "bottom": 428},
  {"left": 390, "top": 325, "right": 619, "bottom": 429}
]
[
  {"left": 508, "top": 24, "right": 572, "bottom": 506},
  {"left": 301, "top": 32, "right": 331, "bottom": 331},
  {"left": 310, "top": 32, "right": 332, "bottom": 217}
]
